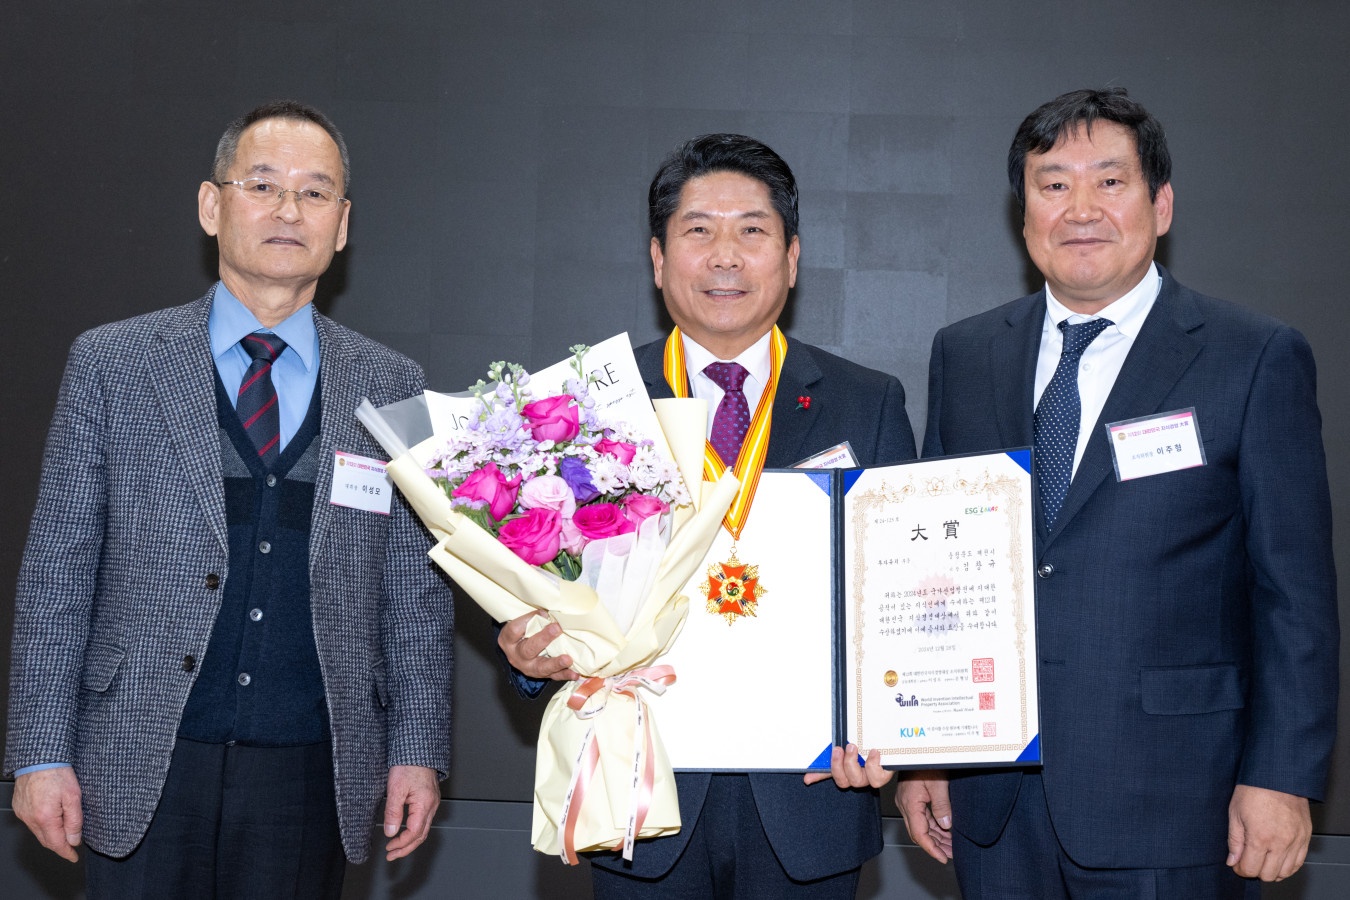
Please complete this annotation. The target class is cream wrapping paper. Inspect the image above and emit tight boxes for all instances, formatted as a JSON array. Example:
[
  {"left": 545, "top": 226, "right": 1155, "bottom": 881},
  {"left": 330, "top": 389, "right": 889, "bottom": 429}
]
[{"left": 361, "top": 396, "right": 738, "bottom": 861}]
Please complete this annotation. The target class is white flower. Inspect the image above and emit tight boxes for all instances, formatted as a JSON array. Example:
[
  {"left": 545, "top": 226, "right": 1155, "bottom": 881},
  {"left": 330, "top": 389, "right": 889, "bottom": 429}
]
[{"left": 591, "top": 456, "right": 629, "bottom": 495}]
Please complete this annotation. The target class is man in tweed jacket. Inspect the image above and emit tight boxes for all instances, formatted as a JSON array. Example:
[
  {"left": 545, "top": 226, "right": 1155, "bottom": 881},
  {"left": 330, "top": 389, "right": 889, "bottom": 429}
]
[{"left": 5, "top": 101, "right": 452, "bottom": 897}]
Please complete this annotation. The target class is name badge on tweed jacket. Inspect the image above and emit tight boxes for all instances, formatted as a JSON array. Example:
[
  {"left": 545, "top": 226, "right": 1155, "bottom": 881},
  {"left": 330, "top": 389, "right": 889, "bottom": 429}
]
[{"left": 330, "top": 451, "right": 393, "bottom": 514}]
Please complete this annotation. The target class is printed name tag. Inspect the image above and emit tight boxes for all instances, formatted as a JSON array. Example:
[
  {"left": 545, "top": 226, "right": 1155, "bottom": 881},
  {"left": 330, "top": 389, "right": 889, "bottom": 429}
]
[
  {"left": 330, "top": 451, "right": 393, "bottom": 514},
  {"left": 793, "top": 441, "right": 860, "bottom": 469},
  {"left": 1105, "top": 408, "right": 1206, "bottom": 481}
]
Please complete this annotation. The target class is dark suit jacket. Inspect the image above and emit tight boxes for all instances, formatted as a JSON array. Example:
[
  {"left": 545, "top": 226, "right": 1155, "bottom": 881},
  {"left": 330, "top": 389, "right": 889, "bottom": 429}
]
[
  {"left": 923, "top": 267, "right": 1338, "bottom": 868},
  {"left": 587, "top": 334, "right": 917, "bottom": 882},
  {"left": 5, "top": 289, "right": 454, "bottom": 863}
]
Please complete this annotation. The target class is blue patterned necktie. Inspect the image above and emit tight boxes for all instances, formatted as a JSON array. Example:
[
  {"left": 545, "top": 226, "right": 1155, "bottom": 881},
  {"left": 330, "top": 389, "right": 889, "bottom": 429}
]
[
  {"left": 704, "top": 361, "right": 751, "bottom": 466},
  {"left": 1034, "top": 318, "right": 1111, "bottom": 527},
  {"left": 237, "top": 332, "right": 288, "bottom": 465}
]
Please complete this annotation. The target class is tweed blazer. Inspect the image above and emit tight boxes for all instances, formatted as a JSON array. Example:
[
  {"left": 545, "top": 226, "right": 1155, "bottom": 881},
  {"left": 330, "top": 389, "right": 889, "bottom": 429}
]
[
  {"left": 587, "top": 334, "right": 917, "bottom": 882},
  {"left": 923, "top": 267, "right": 1338, "bottom": 868},
  {"left": 5, "top": 288, "right": 454, "bottom": 863}
]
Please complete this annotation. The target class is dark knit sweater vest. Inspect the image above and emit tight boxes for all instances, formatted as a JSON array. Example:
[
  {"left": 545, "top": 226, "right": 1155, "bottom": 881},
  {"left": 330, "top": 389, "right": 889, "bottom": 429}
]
[{"left": 178, "top": 376, "right": 327, "bottom": 746}]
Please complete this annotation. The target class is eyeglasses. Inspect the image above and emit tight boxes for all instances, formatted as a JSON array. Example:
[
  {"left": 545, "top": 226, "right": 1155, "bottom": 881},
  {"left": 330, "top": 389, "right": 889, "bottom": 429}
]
[{"left": 216, "top": 178, "right": 347, "bottom": 210}]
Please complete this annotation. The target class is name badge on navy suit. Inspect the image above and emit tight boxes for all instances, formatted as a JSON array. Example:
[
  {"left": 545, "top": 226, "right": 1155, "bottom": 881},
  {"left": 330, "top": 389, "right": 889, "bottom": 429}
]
[{"left": 1105, "top": 407, "right": 1206, "bottom": 481}]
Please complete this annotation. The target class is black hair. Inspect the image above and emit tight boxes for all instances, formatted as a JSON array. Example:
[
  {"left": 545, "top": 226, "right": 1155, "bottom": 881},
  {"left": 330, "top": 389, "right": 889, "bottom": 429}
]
[
  {"left": 1008, "top": 87, "right": 1170, "bottom": 210},
  {"left": 648, "top": 133, "right": 798, "bottom": 246}
]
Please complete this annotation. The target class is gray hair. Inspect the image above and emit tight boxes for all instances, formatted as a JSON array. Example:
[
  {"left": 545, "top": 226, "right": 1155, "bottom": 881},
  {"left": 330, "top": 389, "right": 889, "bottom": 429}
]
[{"left": 212, "top": 99, "right": 351, "bottom": 193}]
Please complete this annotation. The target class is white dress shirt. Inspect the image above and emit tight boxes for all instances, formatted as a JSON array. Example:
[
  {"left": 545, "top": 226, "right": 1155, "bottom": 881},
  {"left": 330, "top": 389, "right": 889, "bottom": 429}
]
[
  {"left": 1033, "top": 263, "right": 1161, "bottom": 478},
  {"left": 681, "top": 330, "right": 774, "bottom": 440}
]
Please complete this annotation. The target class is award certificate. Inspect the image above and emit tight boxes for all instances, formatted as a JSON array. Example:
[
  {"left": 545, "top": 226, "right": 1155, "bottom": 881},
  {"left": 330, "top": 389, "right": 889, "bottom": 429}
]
[
  {"left": 653, "top": 450, "right": 1040, "bottom": 771},
  {"left": 841, "top": 450, "right": 1040, "bottom": 767}
]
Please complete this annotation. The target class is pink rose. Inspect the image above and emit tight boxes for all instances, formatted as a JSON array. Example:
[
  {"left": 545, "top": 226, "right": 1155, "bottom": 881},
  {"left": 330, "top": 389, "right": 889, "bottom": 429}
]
[
  {"left": 594, "top": 437, "right": 637, "bottom": 465},
  {"left": 522, "top": 395, "right": 581, "bottom": 443},
  {"left": 518, "top": 474, "right": 576, "bottom": 518},
  {"left": 498, "top": 508, "right": 562, "bottom": 566},
  {"left": 572, "top": 503, "right": 636, "bottom": 541},
  {"left": 621, "top": 493, "right": 669, "bottom": 526},
  {"left": 452, "top": 462, "right": 521, "bottom": 521},
  {"left": 559, "top": 516, "right": 587, "bottom": 555}
]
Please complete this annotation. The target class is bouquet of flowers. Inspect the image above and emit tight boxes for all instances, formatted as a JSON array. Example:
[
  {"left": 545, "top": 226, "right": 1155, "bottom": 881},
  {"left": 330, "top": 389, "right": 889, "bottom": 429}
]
[
  {"left": 357, "top": 338, "right": 738, "bottom": 865},
  {"left": 431, "top": 350, "right": 690, "bottom": 591}
]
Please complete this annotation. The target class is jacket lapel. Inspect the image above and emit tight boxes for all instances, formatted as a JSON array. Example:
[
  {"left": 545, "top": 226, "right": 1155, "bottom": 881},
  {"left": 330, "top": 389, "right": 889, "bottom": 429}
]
[
  {"left": 150, "top": 295, "right": 229, "bottom": 553},
  {"left": 309, "top": 311, "right": 361, "bottom": 564},
  {"left": 993, "top": 293, "right": 1043, "bottom": 450},
  {"left": 637, "top": 338, "right": 676, "bottom": 401},
  {"left": 764, "top": 339, "right": 823, "bottom": 468},
  {"left": 1048, "top": 272, "right": 1203, "bottom": 542}
]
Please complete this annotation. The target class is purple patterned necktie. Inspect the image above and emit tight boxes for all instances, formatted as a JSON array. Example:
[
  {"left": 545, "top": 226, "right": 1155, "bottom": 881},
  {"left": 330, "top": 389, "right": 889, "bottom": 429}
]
[
  {"left": 237, "top": 331, "right": 288, "bottom": 465},
  {"left": 704, "top": 361, "right": 751, "bottom": 466},
  {"left": 1033, "top": 317, "right": 1111, "bottom": 527}
]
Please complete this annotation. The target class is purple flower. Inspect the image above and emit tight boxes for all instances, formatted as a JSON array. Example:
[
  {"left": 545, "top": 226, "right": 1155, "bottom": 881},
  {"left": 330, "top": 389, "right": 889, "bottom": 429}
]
[
  {"left": 558, "top": 456, "right": 600, "bottom": 503},
  {"left": 482, "top": 407, "right": 528, "bottom": 448}
]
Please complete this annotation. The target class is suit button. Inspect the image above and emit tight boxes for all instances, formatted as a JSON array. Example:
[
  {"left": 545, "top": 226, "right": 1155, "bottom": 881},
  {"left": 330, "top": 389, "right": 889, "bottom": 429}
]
[
  {"left": 182, "top": 655, "right": 196, "bottom": 672},
  {"left": 249, "top": 608, "right": 263, "bottom": 622},
  {"left": 265, "top": 474, "right": 278, "bottom": 488},
  {"left": 1037, "top": 563, "right": 1054, "bottom": 578},
  {"left": 205, "top": 573, "right": 220, "bottom": 590},
  {"left": 237, "top": 673, "right": 251, "bottom": 686},
  {"left": 258, "top": 541, "right": 271, "bottom": 554}
]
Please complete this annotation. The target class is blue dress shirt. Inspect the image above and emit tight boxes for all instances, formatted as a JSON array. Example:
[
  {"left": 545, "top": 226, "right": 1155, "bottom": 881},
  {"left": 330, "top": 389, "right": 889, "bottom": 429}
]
[{"left": 208, "top": 282, "right": 320, "bottom": 451}]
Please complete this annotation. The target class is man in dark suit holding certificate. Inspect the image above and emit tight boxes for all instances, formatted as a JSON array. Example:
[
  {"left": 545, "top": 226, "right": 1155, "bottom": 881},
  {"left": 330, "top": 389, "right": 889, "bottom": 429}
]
[
  {"left": 501, "top": 133, "right": 916, "bottom": 897},
  {"left": 898, "top": 88, "right": 1338, "bottom": 898}
]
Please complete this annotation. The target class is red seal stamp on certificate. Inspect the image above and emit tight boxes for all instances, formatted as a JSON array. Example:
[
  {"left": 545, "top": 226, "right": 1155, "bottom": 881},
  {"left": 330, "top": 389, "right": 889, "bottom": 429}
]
[
  {"left": 979, "top": 692, "right": 995, "bottom": 710},
  {"left": 971, "top": 658, "right": 994, "bottom": 683}
]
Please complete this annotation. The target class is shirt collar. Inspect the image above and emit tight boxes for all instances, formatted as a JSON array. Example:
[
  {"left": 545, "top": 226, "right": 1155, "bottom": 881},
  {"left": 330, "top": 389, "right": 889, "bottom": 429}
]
[
  {"left": 681, "top": 329, "right": 774, "bottom": 385},
  {"left": 1043, "top": 262, "right": 1161, "bottom": 338},
  {"left": 208, "top": 281, "right": 319, "bottom": 371}
]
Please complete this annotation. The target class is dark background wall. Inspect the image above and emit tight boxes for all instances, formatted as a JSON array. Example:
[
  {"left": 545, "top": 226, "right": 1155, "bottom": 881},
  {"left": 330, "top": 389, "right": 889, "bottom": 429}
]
[{"left": 3, "top": 1, "right": 1348, "bottom": 896}]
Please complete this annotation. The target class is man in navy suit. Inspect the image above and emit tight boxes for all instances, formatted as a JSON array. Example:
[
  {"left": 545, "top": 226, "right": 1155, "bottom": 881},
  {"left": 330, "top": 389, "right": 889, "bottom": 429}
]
[
  {"left": 501, "top": 133, "right": 916, "bottom": 897},
  {"left": 898, "top": 88, "right": 1338, "bottom": 897}
]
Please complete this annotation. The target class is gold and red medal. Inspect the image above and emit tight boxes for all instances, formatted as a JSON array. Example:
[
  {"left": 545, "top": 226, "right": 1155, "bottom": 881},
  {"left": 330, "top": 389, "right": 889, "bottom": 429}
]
[
  {"left": 701, "top": 548, "right": 765, "bottom": 625},
  {"left": 664, "top": 327, "right": 786, "bottom": 625}
]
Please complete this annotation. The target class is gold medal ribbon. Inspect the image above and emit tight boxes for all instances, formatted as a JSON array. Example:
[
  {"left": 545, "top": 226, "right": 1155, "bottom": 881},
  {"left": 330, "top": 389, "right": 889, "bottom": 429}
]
[{"left": 662, "top": 326, "right": 786, "bottom": 541}]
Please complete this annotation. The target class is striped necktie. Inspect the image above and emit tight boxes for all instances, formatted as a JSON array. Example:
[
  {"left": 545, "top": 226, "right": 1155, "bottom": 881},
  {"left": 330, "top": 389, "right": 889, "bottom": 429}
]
[{"left": 237, "top": 332, "right": 288, "bottom": 465}]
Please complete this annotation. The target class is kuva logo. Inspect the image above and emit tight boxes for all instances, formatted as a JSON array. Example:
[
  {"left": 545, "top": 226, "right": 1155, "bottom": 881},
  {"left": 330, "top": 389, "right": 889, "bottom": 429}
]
[
  {"left": 897, "top": 726, "right": 927, "bottom": 738},
  {"left": 894, "top": 693, "right": 919, "bottom": 707}
]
